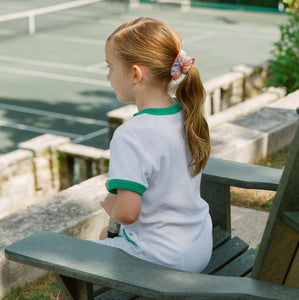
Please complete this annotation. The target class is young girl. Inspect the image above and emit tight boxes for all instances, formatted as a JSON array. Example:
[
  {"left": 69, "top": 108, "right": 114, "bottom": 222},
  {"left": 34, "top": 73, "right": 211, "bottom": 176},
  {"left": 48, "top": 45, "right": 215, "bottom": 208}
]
[{"left": 97, "top": 17, "right": 212, "bottom": 273}]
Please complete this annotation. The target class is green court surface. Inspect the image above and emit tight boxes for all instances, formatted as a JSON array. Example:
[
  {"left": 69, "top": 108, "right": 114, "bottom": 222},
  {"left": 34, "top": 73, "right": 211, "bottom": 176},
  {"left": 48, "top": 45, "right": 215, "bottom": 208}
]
[{"left": 0, "top": 0, "right": 287, "bottom": 154}]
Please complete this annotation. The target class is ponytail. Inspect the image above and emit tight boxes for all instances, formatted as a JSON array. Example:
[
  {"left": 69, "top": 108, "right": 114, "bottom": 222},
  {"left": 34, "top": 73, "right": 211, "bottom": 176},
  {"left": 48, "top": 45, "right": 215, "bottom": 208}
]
[{"left": 175, "top": 65, "right": 210, "bottom": 177}]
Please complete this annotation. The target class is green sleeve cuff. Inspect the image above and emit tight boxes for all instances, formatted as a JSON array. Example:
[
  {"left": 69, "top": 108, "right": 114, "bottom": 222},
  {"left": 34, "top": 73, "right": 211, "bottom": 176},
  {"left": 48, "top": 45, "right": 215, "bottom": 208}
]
[{"left": 107, "top": 179, "right": 146, "bottom": 196}]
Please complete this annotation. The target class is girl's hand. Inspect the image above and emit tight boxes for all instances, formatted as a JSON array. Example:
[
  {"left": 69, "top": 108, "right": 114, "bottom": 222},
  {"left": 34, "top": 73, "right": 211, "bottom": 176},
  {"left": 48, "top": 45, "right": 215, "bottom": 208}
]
[{"left": 100, "top": 193, "right": 117, "bottom": 217}]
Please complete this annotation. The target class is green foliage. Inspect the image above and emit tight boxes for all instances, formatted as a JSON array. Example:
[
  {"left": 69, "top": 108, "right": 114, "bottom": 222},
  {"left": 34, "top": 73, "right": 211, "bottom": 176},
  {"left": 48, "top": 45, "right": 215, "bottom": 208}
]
[
  {"left": 258, "top": 144, "right": 290, "bottom": 169},
  {"left": 56, "top": 151, "right": 62, "bottom": 169},
  {"left": 3, "top": 273, "right": 59, "bottom": 300},
  {"left": 266, "top": 0, "right": 299, "bottom": 93}
]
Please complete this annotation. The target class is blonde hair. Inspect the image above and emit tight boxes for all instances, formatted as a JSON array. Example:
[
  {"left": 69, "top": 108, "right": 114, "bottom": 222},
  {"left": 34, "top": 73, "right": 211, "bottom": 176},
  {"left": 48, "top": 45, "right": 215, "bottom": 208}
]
[{"left": 106, "top": 17, "right": 210, "bottom": 176}]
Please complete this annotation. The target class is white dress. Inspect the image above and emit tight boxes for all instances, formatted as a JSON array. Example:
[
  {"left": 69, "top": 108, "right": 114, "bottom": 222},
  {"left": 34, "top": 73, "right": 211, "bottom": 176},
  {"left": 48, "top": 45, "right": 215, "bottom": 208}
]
[{"left": 96, "top": 101, "right": 212, "bottom": 273}]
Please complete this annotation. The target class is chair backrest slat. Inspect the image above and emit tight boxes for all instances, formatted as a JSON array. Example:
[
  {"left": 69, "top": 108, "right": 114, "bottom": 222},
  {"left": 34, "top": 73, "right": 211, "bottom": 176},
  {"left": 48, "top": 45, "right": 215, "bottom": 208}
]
[{"left": 252, "top": 121, "right": 299, "bottom": 286}]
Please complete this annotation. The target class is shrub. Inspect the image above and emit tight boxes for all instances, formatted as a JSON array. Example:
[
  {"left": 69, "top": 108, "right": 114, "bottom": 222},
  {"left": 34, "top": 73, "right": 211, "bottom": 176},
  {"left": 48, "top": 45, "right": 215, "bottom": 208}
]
[{"left": 266, "top": 0, "right": 299, "bottom": 94}]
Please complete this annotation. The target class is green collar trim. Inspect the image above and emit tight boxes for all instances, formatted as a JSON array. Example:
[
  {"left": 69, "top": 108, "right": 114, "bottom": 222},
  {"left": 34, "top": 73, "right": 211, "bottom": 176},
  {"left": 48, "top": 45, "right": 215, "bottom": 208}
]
[{"left": 134, "top": 100, "right": 182, "bottom": 117}]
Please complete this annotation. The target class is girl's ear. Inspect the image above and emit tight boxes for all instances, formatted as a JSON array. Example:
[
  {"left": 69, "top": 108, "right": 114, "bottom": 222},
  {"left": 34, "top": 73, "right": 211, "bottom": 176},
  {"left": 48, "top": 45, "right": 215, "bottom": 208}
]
[{"left": 131, "top": 65, "right": 145, "bottom": 84}]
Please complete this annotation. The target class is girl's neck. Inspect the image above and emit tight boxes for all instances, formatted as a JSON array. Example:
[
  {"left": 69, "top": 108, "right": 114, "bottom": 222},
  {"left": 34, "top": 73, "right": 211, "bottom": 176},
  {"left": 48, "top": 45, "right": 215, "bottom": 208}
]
[{"left": 135, "top": 86, "right": 175, "bottom": 112}]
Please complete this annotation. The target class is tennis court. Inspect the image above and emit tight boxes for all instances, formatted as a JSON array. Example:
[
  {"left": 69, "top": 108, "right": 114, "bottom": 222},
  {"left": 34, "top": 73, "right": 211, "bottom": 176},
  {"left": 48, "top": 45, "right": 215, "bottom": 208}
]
[{"left": 0, "top": 0, "right": 287, "bottom": 154}]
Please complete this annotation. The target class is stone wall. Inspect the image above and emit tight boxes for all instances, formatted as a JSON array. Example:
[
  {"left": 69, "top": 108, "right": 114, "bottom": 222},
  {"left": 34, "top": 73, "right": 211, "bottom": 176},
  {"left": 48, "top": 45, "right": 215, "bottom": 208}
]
[
  {"left": 0, "top": 134, "right": 109, "bottom": 219},
  {"left": 205, "top": 64, "right": 270, "bottom": 114},
  {"left": 0, "top": 134, "right": 69, "bottom": 219},
  {"left": 0, "top": 174, "right": 110, "bottom": 299},
  {"left": 0, "top": 150, "right": 35, "bottom": 219}
]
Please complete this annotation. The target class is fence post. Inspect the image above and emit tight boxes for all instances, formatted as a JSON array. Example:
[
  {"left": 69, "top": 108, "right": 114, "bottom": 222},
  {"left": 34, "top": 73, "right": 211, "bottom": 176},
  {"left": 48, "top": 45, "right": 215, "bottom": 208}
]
[{"left": 29, "top": 12, "right": 35, "bottom": 34}]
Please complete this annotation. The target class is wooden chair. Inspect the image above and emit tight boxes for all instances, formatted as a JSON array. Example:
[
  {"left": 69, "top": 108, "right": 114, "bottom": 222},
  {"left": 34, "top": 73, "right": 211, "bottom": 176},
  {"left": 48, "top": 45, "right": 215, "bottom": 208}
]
[{"left": 5, "top": 119, "right": 299, "bottom": 299}]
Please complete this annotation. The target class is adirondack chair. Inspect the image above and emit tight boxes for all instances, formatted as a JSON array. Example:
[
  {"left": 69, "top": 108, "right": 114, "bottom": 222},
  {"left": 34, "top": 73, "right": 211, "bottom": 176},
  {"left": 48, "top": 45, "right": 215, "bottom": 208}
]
[{"left": 5, "top": 117, "right": 299, "bottom": 299}]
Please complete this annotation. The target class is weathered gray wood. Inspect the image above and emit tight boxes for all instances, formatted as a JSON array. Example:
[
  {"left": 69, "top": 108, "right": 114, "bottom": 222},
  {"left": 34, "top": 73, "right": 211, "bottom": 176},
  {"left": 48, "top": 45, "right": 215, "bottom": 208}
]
[
  {"left": 284, "top": 245, "right": 299, "bottom": 288},
  {"left": 5, "top": 231, "right": 299, "bottom": 299},
  {"left": 281, "top": 211, "right": 299, "bottom": 235},
  {"left": 55, "top": 274, "right": 94, "bottom": 300},
  {"left": 93, "top": 285, "right": 110, "bottom": 298},
  {"left": 201, "top": 180, "right": 231, "bottom": 232},
  {"left": 252, "top": 124, "right": 299, "bottom": 286},
  {"left": 214, "top": 248, "right": 257, "bottom": 277},
  {"left": 93, "top": 226, "right": 234, "bottom": 299},
  {"left": 202, "top": 237, "right": 248, "bottom": 274},
  {"left": 203, "top": 157, "right": 282, "bottom": 191},
  {"left": 252, "top": 221, "right": 299, "bottom": 284},
  {"left": 95, "top": 289, "right": 136, "bottom": 300},
  {"left": 212, "top": 226, "right": 231, "bottom": 249},
  {"left": 201, "top": 157, "right": 282, "bottom": 232}
]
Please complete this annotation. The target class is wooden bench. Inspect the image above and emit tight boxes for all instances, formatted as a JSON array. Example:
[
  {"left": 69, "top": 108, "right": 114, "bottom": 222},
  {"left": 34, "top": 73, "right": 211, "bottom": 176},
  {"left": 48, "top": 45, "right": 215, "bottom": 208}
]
[{"left": 5, "top": 118, "right": 299, "bottom": 299}]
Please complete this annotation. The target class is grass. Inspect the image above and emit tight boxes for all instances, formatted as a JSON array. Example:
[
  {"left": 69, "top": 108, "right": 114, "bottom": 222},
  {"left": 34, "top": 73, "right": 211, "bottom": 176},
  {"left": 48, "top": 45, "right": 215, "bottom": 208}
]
[
  {"left": 3, "top": 273, "right": 59, "bottom": 300},
  {"left": 3, "top": 144, "right": 290, "bottom": 299}
]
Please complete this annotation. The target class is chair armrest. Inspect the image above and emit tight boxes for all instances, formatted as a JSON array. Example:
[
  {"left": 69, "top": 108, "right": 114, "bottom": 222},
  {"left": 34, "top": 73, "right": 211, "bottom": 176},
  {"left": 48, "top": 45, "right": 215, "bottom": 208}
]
[
  {"left": 201, "top": 157, "right": 282, "bottom": 232},
  {"left": 5, "top": 231, "right": 299, "bottom": 299},
  {"left": 203, "top": 157, "right": 282, "bottom": 191}
]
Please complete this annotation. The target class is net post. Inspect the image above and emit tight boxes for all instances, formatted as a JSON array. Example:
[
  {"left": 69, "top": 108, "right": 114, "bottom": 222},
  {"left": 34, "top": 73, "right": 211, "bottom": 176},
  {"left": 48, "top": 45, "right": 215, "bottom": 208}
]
[
  {"left": 129, "top": 0, "right": 139, "bottom": 8},
  {"left": 29, "top": 12, "right": 35, "bottom": 34}
]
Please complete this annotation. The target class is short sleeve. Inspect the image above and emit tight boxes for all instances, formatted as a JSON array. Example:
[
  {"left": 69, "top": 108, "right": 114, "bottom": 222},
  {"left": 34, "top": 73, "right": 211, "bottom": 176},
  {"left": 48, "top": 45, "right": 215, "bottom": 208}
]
[{"left": 107, "top": 123, "right": 152, "bottom": 196}]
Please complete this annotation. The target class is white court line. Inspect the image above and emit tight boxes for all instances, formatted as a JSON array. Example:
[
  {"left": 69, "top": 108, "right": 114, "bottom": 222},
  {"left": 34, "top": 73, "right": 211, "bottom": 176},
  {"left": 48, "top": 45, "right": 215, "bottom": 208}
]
[
  {"left": 175, "top": 20, "right": 278, "bottom": 35},
  {"left": 0, "top": 103, "right": 108, "bottom": 126},
  {"left": 0, "top": 65, "right": 110, "bottom": 86},
  {"left": 0, "top": 0, "right": 102, "bottom": 22},
  {"left": 37, "top": 34, "right": 105, "bottom": 45},
  {"left": 176, "top": 21, "right": 278, "bottom": 42},
  {"left": 72, "top": 127, "right": 109, "bottom": 143},
  {"left": 0, "top": 120, "right": 80, "bottom": 138},
  {"left": 0, "top": 54, "right": 107, "bottom": 74},
  {"left": 86, "top": 62, "right": 107, "bottom": 71}
]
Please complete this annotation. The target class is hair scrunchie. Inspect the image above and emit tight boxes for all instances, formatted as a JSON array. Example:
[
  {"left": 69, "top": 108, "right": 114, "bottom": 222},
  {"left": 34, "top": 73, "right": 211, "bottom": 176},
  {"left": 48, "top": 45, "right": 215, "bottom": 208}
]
[{"left": 170, "top": 49, "right": 195, "bottom": 81}]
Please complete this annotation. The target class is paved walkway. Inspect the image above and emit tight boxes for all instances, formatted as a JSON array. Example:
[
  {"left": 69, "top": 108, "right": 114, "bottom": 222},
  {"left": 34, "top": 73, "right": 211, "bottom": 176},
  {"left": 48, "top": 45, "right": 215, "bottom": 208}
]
[{"left": 231, "top": 205, "right": 269, "bottom": 249}]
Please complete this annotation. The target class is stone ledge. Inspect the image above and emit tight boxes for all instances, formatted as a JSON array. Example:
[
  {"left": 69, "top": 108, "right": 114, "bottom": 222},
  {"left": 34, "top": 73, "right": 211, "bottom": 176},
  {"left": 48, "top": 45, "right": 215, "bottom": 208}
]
[
  {"left": 19, "top": 133, "right": 70, "bottom": 156},
  {"left": 0, "top": 174, "right": 109, "bottom": 298},
  {"left": 207, "top": 87, "right": 286, "bottom": 128},
  {"left": 57, "top": 143, "right": 110, "bottom": 160},
  {"left": 210, "top": 90, "right": 299, "bottom": 163},
  {"left": 0, "top": 150, "right": 33, "bottom": 181}
]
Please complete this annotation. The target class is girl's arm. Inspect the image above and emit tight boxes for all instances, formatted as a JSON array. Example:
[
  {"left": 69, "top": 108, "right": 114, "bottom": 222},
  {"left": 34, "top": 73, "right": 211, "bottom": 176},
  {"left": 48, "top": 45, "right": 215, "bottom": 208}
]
[{"left": 101, "top": 190, "right": 141, "bottom": 225}]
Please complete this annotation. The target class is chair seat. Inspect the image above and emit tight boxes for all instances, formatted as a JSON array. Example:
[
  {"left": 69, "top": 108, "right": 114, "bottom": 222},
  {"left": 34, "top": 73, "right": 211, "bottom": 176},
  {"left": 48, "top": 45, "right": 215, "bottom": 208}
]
[{"left": 92, "top": 226, "right": 257, "bottom": 299}]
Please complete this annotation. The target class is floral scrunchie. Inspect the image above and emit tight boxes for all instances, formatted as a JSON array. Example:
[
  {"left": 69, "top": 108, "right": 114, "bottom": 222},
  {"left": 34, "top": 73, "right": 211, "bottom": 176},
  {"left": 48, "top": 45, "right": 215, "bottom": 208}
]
[{"left": 170, "top": 49, "right": 195, "bottom": 81}]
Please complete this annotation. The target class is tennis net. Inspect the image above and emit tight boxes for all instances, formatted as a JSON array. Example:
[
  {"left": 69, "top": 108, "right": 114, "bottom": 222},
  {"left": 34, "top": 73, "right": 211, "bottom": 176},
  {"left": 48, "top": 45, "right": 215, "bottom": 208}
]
[{"left": 0, "top": 0, "right": 126, "bottom": 35}]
